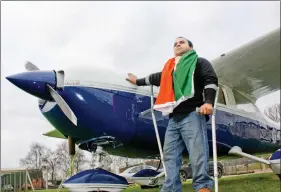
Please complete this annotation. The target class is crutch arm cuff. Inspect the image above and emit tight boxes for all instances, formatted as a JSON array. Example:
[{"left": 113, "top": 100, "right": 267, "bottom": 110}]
[{"left": 204, "top": 88, "right": 217, "bottom": 105}]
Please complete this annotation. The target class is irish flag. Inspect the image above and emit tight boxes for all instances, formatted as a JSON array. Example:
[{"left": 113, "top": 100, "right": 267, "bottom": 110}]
[{"left": 153, "top": 50, "right": 198, "bottom": 116}]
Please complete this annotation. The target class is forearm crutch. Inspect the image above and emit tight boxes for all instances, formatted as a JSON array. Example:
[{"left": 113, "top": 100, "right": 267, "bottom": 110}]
[
  {"left": 196, "top": 86, "right": 220, "bottom": 192},
  {"left": 211, "top": 87, "right": 220, "bottom": 192},
  {"left": 148, "top": 85, "right": 167, "bottom": 184}
]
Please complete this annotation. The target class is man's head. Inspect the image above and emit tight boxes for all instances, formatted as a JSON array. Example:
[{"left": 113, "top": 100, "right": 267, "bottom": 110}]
[{"left": 173, "top": 37, "right": 193, "bottom": 56}]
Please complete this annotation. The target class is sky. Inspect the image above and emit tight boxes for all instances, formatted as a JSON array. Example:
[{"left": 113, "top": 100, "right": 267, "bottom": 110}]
[{"left": 1, "top": 1, "right": 280, "bottom": 169}]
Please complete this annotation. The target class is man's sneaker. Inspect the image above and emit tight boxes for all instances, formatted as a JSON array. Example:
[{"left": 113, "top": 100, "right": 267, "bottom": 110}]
[{"left": 198, "top": 188, "right": 212, "bottom": 192}]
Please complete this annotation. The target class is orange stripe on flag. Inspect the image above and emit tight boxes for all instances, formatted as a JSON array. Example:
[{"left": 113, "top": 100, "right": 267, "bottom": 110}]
[{"left": 155, "top": 58, "right": 176, "bottom": 105}]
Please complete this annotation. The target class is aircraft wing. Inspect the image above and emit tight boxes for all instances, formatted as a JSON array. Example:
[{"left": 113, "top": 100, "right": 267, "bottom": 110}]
[
  {"left": 43, "top": 129, "right": 67, "bottom": 139},
  {"left": 211, "top": 28, "right": 280, "bottom": 103}
]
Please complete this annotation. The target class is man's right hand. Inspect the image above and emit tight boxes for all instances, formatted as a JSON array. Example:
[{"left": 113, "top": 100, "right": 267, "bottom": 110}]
[{"left": 126, "top": 73, "right": 137, "bottom": 85}]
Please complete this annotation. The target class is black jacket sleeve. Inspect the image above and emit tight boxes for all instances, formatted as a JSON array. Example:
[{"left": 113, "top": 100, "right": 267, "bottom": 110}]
[
  {"left": 136, "top": 72, "right": 162, "bottom": 87},
  {"left": 200, "top": 58, "right": 218, "bottom": 105}
]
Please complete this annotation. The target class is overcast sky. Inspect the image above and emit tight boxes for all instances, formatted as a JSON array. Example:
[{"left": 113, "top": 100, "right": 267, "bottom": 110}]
[{"left": 1, "top": 1, "right": 280, "bottom": 169}]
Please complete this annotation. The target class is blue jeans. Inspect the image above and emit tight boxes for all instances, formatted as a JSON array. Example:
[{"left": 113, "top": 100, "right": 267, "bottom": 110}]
[{"left": 160, "top": 111, "right": 214, "bottom": 192}]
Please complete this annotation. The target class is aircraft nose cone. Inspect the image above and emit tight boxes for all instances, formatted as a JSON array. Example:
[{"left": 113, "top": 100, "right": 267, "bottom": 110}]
[
  {"left": 6, "top": 75, "right": 14, "bottom": 83},
  {"left": 6, "top": 73, "right": 26, "bottom": 87},
  {"left": 6, "top": 71, "right": 56, "bottom": 100}
]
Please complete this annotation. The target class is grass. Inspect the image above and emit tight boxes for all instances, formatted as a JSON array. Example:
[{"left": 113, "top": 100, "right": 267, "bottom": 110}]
[
  {"left": 215, "top": 173, "right": 280, "bottom": 192},
  {"left": 34, "top": 172, "right": 280, "bottom": 192},
  {"left": 123, "top": 172, "right": 280, "bottom": 192},
  {"left": 33, "top": 190, "right": 68, "bottom": 192}
]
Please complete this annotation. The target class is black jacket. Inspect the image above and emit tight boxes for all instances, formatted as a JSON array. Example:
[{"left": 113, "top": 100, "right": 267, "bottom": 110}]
[{"left": 136, "top": 57, "right": 218, "bottom": 120}]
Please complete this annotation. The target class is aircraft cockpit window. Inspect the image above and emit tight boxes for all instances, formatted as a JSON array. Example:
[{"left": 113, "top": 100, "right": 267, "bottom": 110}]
[
  {"left": 217, "top": 86, "right": 226, "bottom": 105},
  {"left": 233, "top": 90, "right": 259, "bottom": 113}
]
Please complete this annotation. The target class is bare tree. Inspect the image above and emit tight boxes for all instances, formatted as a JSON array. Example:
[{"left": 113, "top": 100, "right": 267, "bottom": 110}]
[
  {"left": 55, "top": 141, "right": 86, "bottom": 177},
  {"left": 264, "top": 103, "right": 280, "bottom": 123},
  {"left": 42, "top": 149, "right": 60, "bottom": 184},
  {"left": 20, "top": 142, "right": 48, "bottom": 179},
  {"left": 74, "top": 149, "right": 86, "bottom": 173},
  {"left": 55, "top": 141, "right": 70, "bottom": 175}
]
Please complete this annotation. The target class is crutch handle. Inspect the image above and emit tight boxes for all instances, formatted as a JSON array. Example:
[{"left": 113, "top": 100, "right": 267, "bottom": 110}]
[{"left": 195, "top": 107, "right": 202, "bottom": 115}]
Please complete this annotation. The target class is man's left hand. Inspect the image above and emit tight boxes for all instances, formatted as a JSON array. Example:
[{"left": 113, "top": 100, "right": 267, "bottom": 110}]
[{"left": 200, "top": 103, "right": 213, "bottom": 115}]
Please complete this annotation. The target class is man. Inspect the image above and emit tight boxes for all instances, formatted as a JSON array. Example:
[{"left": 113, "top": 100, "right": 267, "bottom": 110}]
[{"left": 126, "top": 37, "right": 218, "bottom": 192}]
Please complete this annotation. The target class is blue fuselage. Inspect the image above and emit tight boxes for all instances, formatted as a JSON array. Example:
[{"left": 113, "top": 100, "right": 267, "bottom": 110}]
[{"left": 41, "top": 86, "right": 280, "bottom": 158}]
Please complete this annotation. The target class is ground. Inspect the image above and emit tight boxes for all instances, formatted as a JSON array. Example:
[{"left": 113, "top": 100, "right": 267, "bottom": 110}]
[{"left": 34, "top": 172, "right": 279, "bottom": 192}]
